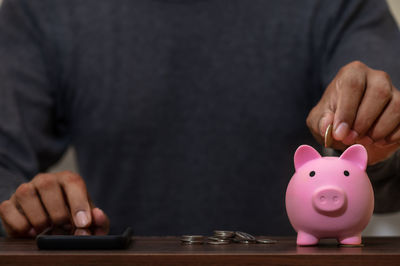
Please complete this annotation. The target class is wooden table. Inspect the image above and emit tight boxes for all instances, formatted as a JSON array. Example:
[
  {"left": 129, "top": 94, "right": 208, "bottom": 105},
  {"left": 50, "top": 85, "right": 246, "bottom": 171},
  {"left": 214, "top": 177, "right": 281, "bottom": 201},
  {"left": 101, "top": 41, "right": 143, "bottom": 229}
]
[{"left": 1, "top": 236, "right": 400, "bottom": 265}]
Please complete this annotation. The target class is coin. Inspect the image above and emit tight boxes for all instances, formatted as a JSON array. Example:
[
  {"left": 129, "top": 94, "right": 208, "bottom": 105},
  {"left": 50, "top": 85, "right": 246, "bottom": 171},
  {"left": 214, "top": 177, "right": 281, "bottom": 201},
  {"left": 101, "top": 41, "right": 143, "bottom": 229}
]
[
  {"left": 214, "top": 230, "right": 235, "bottom": 239},
  {"left": 181, "top": 235, "right": 204, "bottom": 245},
  {"left": 181, "top": 235, "right": 204, "bottom": 240},
  {"left": 235, "top": 240, "right": 255, "bottom": 244},
  {"left": 324, "top": 123, "right": 333, "bottom": 148},
  {"left": 235, "top": 231, "right": 256, "bottom": 241},
  {"left": 207, "top": 241, "right": 230, "bottom": 245},
  {"left": 256, "top": 239, "right": 278, "bottom": 244},
  {"left": 181, "top": 231, "right": 278, "bottom": 246},
  {"left": 208, "top": 237, "right": 231, "bottom": 243}
]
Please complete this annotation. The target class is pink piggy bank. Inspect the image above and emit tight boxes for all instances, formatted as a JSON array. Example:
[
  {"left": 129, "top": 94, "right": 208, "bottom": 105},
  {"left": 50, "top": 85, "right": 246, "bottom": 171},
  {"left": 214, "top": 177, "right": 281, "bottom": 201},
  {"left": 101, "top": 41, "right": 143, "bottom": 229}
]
[{"left": 285, "top": 144, "right": 374, "bottom": 246}]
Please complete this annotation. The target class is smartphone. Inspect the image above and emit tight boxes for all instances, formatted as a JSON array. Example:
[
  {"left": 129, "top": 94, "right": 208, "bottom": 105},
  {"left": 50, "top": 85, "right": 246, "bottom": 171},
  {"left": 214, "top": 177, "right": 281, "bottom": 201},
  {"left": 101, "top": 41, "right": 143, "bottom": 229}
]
[{"left": 36, "top": 226, "right": 133, "bottom": 250}]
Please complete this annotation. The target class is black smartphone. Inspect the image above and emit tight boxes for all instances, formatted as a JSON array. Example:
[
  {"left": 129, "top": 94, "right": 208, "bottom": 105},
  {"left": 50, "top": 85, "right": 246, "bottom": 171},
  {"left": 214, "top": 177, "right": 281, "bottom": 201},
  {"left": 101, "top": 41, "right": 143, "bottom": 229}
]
[{"left": 36, "top": 226, "right": 133, "bottom": 250}]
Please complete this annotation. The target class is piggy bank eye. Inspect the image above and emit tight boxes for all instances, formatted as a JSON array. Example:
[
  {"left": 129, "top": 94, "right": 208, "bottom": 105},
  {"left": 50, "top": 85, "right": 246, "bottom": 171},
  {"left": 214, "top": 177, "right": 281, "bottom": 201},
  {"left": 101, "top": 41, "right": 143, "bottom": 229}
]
[
  {"left": 309, "top": 171, "right": 316, "bottom": 177},
  {"left": 344, "top": 170, "right": 350, "bottom": 176}
]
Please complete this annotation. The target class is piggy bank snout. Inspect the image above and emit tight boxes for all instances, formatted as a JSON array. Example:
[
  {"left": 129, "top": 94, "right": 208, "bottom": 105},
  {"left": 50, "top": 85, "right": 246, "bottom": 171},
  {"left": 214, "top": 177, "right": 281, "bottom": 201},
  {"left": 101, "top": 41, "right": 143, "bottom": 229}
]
[{"left": 312, "top": 186, "right": 347, "bottom": 214}]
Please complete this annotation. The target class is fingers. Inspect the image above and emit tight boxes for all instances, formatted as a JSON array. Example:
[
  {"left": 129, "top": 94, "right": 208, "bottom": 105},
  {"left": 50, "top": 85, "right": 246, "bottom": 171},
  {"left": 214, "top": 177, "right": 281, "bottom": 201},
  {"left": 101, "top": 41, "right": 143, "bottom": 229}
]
[
  {"left": 32, "top": 173, "right": 71, "bottom": 226},
  {"left": 353, "top": 70, "right": 393, "bottom": 138},
  {"left": 306, "top": 87, "right": 335, "bottom": 145},
  {"left": 318, "top": 111, "right": 334, "bottom": 137},
  {"left": 387, "top": 125, "right": 400, "bottom": 143},
  {"left": 0, "top": 198, "right": 31, "bottom": 237},
  {"left": 0, "top": 170, "right": 97, "bottom": 238},
  {"left": 14, "top": 183, "right": 49, "bottom": 233},
  {"left": 57, "top": 171, "right": 92, "bottom": 228},
  {"left": 333, "top": 61, "right": 367, "bottom": 141},
  {"left": 369, "top": 89, "right": 400, "bottom": 142}
]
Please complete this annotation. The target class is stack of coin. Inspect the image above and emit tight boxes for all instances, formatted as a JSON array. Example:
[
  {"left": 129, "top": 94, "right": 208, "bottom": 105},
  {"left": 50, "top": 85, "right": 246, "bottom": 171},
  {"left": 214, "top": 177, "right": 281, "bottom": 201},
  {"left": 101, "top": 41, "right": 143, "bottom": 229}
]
[
  {"left": 181, "top": 230, "right": 278, "bottom": 245},
  {"left": 180, "top": 235, "right": 204, "bottom": 245},
  {"left": 214, "top": 230, "right": 235, "bottom": 240},
  {"left": 207, "top": 230, "right": 236, "bottom": 245},
  {"left": 233, "top": 231, "right": 256, "bottom": 244},
  {"left": 207, "top": 236, "right": 231, "bottom": 245}
]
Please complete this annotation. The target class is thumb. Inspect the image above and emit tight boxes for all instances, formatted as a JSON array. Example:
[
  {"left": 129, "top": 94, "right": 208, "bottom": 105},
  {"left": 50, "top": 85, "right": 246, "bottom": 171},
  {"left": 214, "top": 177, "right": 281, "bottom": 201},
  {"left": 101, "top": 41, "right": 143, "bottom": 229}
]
[
  {"left": 307, "top": 104, "right": 348, "bottom": 151},
  {"left": 317, "top": 111, "right": 334, "bottom": 137},
  {"left": 307, "top": 102, "right": 334, "bottom": 143}
]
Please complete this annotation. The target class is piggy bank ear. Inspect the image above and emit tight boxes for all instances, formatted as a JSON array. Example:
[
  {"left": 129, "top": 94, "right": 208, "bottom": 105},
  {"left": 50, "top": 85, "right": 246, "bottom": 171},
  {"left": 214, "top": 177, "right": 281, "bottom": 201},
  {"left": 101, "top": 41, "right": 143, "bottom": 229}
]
[
  {"left": 294, "top": 145, "right": 321, "bottom": 171},
  {"left": 339, "top": 144, "right": 367, "bottom": 171}
]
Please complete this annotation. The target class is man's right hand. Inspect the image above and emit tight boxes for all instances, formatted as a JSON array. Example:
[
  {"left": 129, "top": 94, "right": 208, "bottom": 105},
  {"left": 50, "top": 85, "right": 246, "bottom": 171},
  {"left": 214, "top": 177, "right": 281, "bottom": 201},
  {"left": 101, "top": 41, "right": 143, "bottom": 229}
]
[{"left": 0, "top": 171, "right": 109, "bottom": 237}]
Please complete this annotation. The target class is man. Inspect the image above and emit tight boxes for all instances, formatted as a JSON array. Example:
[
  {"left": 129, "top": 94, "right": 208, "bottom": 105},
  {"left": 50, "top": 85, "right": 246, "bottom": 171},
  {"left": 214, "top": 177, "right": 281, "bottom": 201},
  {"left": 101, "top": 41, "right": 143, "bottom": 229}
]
[{"left": 0, "top": 0, "right": 399, "bottom": 237}]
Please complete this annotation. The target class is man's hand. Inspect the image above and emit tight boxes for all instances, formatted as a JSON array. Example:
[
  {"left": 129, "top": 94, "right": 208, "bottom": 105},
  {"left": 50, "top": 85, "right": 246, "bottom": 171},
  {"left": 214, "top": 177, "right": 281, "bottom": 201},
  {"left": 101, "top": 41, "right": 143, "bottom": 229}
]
[
  {"left": 0, "top": 171, "right": 109, "bottom": 237},
  {"left": 307, "top": 61, "right": 400, "bottom": 165}
]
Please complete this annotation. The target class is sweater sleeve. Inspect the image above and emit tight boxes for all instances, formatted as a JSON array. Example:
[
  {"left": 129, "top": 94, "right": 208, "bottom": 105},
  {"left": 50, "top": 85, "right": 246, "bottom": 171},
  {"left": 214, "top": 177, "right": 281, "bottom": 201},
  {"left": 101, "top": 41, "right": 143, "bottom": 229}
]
[
  {"left": 313, "top": 0, "right": 400, "bottom": 212},
  {"left": 0, "top": 0, "right": 69, "bottom": 203}
]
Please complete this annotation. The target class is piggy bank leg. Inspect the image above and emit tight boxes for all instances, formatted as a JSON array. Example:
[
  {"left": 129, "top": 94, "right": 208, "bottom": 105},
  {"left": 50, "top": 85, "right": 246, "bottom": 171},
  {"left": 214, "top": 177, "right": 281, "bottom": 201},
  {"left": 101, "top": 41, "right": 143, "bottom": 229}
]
[
  {"left": 296, "top": 231, "right": 319, "bottom": 246},
  {"left": 338, "top": 234, "right": 362, "bottom": 245}
]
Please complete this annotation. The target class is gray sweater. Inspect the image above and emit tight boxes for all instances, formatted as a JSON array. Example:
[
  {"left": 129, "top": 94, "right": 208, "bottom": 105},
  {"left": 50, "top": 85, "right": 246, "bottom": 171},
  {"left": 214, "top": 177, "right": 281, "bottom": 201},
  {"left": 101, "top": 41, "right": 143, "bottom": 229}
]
[{"left": 0, "top": 0, "right": 399, "bottom": 236}]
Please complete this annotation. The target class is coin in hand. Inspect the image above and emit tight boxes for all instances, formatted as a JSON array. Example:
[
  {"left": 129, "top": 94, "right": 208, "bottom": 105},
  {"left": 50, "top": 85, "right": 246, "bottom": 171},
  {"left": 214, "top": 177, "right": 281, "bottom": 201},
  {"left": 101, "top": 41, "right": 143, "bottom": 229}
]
[{"left": 324, "top": 123, "right": 333, "bottom": 148}]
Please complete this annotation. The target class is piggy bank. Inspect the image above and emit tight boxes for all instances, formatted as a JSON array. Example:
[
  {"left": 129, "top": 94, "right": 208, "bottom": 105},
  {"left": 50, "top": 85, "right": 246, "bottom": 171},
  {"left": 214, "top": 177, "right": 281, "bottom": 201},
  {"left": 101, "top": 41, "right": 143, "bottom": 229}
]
[{"left": 285, "top": 144, "right": 374, "bottom": 246}]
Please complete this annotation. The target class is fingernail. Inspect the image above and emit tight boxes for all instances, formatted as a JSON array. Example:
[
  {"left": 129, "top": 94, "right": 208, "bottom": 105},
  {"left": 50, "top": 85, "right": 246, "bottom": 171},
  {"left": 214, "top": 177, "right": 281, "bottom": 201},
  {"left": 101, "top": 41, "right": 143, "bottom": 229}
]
[
  {"left": 75, "top": 211, "right": 89, "bottom": 227},
  {"left": 334, "top": 122, "right": 349, "bottom": 141}
]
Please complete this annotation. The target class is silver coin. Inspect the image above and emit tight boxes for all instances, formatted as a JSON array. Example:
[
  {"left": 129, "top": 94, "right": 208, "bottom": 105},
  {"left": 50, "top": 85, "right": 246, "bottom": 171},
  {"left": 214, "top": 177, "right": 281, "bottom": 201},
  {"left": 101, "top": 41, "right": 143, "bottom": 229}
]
[
  {"left": 181, "top": 239, "right": 204, "bottom": 242},
  {"left": 181, "top": 235, "right": 204, "bottom": 239},
  {"left": 214, "top": 230, "right": 234, "bottom": 234},
  {"left": 235, "top": 231, "right": 256, "bottom": 241},
  {"left": 237, "top": 240, "right": 255, "bottom": 244},
  {"left": 213, "top": 236, "right": 233, "bottom": 240},
  {"left": 256, "top": 239, "right": 278, "bottom": 244},
  {"left": 214, "top": 230, "right": 235, "bottom": 238},
  {"left": 181, "top": 237, "right": 204, "bottom": 242},
  {"left": 207, "top": 241, "right": 230, "bottom": 245},
  {"left": 208, "top": 237, "right": 231, "bottom": 243}
]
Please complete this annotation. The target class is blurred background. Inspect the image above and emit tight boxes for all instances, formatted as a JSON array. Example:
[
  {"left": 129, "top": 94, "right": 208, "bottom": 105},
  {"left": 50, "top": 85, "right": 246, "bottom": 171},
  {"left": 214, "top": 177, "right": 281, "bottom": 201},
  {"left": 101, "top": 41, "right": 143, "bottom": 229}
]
[{"left": 0, "top": 0, "right": 400, "bottom": 236}]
